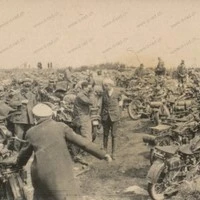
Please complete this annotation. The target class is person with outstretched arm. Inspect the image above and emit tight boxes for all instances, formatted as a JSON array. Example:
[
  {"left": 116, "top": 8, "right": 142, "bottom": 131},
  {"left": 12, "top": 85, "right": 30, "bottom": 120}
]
[{"left": 16, "top": 103, "right": 112, "bottom": 200}]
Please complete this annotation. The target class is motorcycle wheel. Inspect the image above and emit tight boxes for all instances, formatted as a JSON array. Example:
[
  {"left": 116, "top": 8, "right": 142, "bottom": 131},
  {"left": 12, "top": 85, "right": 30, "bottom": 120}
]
[
  {"left": 148, "top": 161, "right": 166, "bottom": 200},
  {"left": 148, "top": 161, "right": 178, "bottom": 200},
  {"left": 128, "top": 100, "right": 142, "bottom": 120}
]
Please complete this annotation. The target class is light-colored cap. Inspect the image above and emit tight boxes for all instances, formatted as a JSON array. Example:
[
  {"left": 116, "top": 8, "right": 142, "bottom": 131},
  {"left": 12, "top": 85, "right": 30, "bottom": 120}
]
[{"left": 32, "top": 103, "right": 53, "bottom": 117}]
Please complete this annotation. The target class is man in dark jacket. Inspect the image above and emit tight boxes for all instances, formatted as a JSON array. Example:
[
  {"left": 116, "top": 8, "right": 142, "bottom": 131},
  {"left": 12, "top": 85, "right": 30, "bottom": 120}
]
[
  {"left": 8, "top": 78, "right": 37, "bottom": 149},
  {"left": 73, "top": 81, "right": 93, "bottom": 141},
  {"left": 101, "top": 78, "right": 122, "bottom": 160},
  {"left": 16, "top": 103, "right": 112, "bottom": 200}
]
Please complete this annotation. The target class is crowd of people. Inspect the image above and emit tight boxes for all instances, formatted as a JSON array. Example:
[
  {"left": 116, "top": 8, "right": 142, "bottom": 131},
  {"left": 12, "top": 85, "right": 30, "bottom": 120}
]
[{"left": 0, "top": 57, "right": 197, "bottom": 199}]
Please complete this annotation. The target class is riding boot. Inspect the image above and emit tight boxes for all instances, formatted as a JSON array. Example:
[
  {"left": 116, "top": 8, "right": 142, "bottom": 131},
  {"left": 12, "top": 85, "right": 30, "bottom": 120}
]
[
  {"left": 111, "top": 137, "right": 116, "bottom": 160},
  {"left": 103, "top": 135, "right": 108, "bottom": 152}
]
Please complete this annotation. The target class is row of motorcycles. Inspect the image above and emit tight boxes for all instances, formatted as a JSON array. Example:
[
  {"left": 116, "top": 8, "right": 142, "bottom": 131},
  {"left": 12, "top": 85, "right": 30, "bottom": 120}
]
[
  {"left": 123, "top": 84, "right": 198, "bottom": 124},
  {"left": 2, "top": 81, "right": 198, "bottom": 200},
  {"left": 131, "top": 85, "right": 200, "bottom": 199}
]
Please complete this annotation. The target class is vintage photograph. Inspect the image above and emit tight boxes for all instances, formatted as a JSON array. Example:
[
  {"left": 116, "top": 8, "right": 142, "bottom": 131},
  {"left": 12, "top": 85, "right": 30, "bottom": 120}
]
[{"left": 0, "top": 0, "right": 200, "bottom": 199}]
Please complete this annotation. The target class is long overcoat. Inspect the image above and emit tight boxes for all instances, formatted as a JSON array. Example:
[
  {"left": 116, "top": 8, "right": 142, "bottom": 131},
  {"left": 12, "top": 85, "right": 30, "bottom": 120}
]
[{"left": 17, "top": 119, "right": 106, "bottom": 200}]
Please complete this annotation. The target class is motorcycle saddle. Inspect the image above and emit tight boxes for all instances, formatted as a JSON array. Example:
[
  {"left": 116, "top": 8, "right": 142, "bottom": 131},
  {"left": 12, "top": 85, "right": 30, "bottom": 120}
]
[
  {"left": 179, "top": 144, "right": 193, "bottom": 155},
  {"left": 156, "top": 146, "right": 178, "bottom": 155}
]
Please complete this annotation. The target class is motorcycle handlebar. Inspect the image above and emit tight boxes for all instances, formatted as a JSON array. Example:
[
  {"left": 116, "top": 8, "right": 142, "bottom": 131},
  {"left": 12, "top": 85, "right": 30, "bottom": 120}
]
[{"left": 8, "top": 137, "right": 27, "bottom": 143}]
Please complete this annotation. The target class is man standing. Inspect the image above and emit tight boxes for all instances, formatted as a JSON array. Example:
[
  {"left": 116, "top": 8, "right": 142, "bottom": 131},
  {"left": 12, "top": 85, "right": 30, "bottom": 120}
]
[
  {"left": 8, "top": 78, "right": 37, "bottom": 149},
  {"left": 177, "top": 60, "right": 187, "bottom": 91},
  {"left": 134, "top": 63, "right": 145, "bottom": 78},
  {"left": 101, "top": 78, "right": 122, "bottom": 160},
  {"left": 16, "top": 103, "right": 112, "bottom": 200},
  {"left": 155, "top": 57, "right": 166, "bottom": 76},
  {"left": 73, "top": 81, "right": 93, "bottom": 141}
]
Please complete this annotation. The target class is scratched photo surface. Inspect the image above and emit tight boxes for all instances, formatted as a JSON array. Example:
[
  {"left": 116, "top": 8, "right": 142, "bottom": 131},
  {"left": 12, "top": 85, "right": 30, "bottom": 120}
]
[{"left": 0, "top": 1, "right": 200, "bottom": 200}]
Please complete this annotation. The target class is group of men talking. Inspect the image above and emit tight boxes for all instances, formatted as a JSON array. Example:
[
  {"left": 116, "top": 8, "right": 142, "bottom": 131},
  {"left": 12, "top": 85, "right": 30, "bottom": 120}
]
[{"left": 8, "top": 77, "right": 122, "bottom": 200}]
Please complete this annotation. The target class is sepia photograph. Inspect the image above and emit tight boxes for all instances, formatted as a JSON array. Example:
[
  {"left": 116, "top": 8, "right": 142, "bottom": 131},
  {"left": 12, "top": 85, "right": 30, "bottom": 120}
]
[{"left": 0, "top": 0, "right": 200, "bottom": 199}]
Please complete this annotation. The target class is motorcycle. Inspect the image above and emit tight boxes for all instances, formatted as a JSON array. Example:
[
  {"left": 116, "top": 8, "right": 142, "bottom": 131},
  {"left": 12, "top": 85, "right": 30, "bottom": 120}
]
[
  {"left": 147, "top": 137, "right": 200, "bottom": 200},
  {"left": 0, "top": 157, "right": 27, "bottom": 200},
  {"left": 168, "top": 87, "right": 197, "bottom": 119},
  {"left": 90, "top": 107, "right": 101, "bottom": 142},
  {"left": 144, "top": 113, "right": 200, "bottom": 164},
  {"left": 0, "top": 137, "right": 28, "bottom": 200},
  {"left": 144, "top": 113, "right": 200, "bottom": 146},
  {"left": 127, "top": 88, "right": 152, "bottom": 120}
]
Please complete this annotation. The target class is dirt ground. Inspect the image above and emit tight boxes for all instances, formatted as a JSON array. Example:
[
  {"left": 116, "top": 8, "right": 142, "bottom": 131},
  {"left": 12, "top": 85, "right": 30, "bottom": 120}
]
[{"left": 77, "top": 111, "right": 153, "bottom": 200}]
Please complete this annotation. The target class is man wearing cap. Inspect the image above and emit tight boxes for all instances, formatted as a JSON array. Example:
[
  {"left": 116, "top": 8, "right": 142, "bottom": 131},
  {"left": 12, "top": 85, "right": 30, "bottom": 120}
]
[
  {"left": 16, "top": 103, "right": 112, "bottom": 200},
  {"left": 46, "top": 78, "right": 56, "bottom": 93},
  {"left": 8, "top": 78, "right": 37, "bottom": 149},
  {"left": 101, "top": 78, "right": 122, "bottom": 160},
  {"left": 56, "top": 72, "right": 68, "bottom": 91},
  {"left": 39, "top": 78, "right": 57, "bottom": 102},
  {"left": 73, "top": 81, "right": 93, "bottom": 141}
]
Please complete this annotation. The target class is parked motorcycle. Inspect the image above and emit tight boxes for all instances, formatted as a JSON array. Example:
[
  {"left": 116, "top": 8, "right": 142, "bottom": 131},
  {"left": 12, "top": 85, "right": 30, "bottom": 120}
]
[
  {"left": 90, "top": 107, "right": 101, "bottom": 142},
  {"left": 145, "top": 113, "right": 200, "bottom": 164},
  {"left": 144, "top": 113, "right": 200, "bottom": 147},
  {"left": 0, "top": 158, "right": 27, "bottom": 200},
  {"left": 127, "top": 88, "right": 152, "bottom": 120},
  {"left": 147, "top": 137, "right": 200, "bottom": 200},
  {"left": 0, "top": 137, "right": 28, "bottom": 200}
]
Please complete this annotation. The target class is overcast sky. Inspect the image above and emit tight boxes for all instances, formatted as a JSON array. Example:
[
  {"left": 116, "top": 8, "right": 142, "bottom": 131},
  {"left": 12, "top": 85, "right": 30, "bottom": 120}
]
[{"left": 0, "top": 0, "right": 200, "bottom": 68}]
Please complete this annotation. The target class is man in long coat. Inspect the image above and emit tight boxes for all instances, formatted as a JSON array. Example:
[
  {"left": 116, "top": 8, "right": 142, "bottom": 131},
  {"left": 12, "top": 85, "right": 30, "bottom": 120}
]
[
  {"left": 8, "top": 78, "right": 37, "bottom": 147},
  {"left": 16, "top": 103, "right": 111, "bottom": 200}
]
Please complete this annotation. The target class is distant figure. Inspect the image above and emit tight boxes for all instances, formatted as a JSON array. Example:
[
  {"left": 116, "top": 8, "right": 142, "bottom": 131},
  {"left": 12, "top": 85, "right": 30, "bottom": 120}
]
[
  {"left": 177, "top": 60, "right": 187, "bottom": 89},
  {"left": 155, "top": 57, "right": 166, "bottom": 76},
  {"left": 134, "top": 63, "right": 145, "bottom": 78},
  {"left": 37, "top": 62, "right": 42, "bottom": 70}
]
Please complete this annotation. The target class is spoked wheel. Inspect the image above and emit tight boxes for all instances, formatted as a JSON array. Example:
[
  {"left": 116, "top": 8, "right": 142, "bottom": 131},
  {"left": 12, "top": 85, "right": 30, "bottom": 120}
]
[
  {"left": 148, "top": 162, "right": 178, "bottom": 200},
  {"left": 128, "top": 100, "right": 143, "bottom": 120}
]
